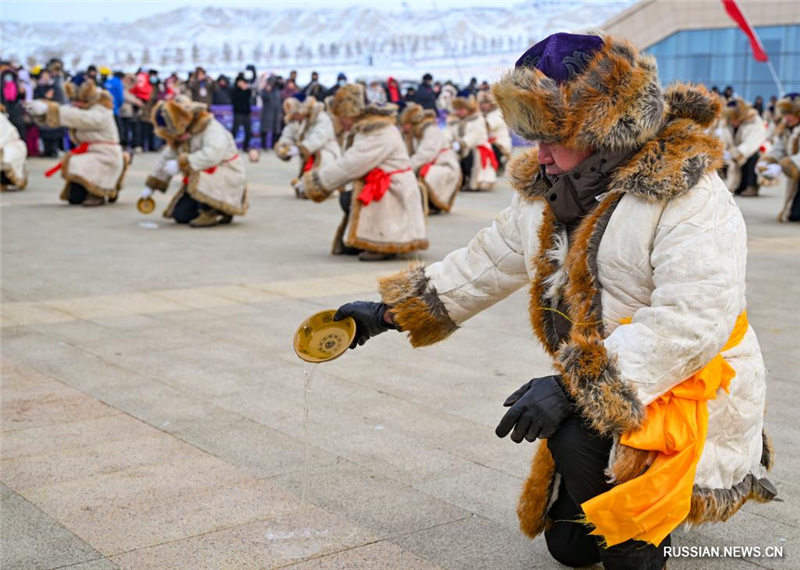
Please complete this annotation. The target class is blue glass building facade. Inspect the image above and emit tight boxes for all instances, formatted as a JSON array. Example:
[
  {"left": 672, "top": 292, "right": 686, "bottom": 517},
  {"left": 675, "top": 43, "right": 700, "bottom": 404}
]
[{"left": 646, "top": 25, "right": 800, "bottom": 101}]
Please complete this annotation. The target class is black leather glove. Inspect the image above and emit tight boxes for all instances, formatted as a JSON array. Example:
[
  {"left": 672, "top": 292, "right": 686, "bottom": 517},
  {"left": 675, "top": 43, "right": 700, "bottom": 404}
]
[
  {"left": 334, "top": 301, "right": 396, "bottom": 349},
  {"left": 495, "top": 375, "right": 573, "bottom": 443}
]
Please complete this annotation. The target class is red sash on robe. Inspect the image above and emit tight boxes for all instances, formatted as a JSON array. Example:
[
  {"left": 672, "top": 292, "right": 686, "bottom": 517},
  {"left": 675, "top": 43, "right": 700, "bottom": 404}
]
[
  {"left": 45, "top": 141, "right": 118, "bottom": 177},
  {"left": 478, "top": 144, "right": 499, "bottom": 171},
  {"left": 182, "top": 154, "right": 239, "bottom": 185},
  {"left": 358, "top": 167, "right": 411, "bottom": 206},
  {"left": 419, "top": 148, "right": 448, "bottom": 179},
  {"left": 302, "top": 154, "right": 315, "bottom": 173}
]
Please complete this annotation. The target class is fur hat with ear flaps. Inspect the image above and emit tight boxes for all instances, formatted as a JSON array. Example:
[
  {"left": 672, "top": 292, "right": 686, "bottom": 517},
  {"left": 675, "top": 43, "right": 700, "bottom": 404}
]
[
  {"left": 492, "top": 32, "right": 666, "bottom": 152},
  {"left": 723, "top": 98, "right": 754, "bottom": 123},
  {"left": 152, "top": 97, "right": 212, "bottom": 141},
  {"left": 330, "top": 83, "right": 366, "bottom": 119},
  {"left": 63, "top": 80, "right": 114, "bottom": 110},
  {"left": 398, "top": 102, "right": 429, "bottom": 126},
  {"left": 776, "top": 92, "right": 800, "bottom": 117},
  {"left": 451, "top": 95, "right": 478, "bottom": 114},
  {"left": 476, "top": 89, "right": 497, "bottom": 109},
  {"left": 283, "top": 97, "right": 301, "bottom": 117},
  {"left": 298, "top": 96, "right": 319, "bottom": 118}
]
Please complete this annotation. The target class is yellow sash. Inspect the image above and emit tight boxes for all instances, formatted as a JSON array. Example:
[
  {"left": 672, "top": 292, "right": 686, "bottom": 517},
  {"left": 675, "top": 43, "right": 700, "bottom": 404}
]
[{"left": 580, "top": 312, "right": 749, "bottom": 547}]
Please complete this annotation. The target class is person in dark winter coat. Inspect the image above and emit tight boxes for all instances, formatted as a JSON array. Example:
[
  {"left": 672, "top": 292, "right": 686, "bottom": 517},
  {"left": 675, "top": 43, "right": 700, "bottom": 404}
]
[
  {"left": 304, "top": 71, "right": 326, "bottom": 101},
  {"left": 259, "top": 75, "right": 283, "bottom": 149},
  {"left": 326, "top": 73, "right": 347, "bottom": 98},
  {"left": 412, "top": 73, "right": 437, "bottom": 111},
  {"left": 1, "top": 63, "right": 26, "bottom": 139},
  {"left": 188, "top": 67, "right": 217, "bottom": 106},
  {"left": 32, "top": 70, "right": 65, "bottom": 157},
  {"left": 213, "top": 75, "right": 232, "bottom": 105},
  {"left": 231, "top": 66, "right": 256, "bottom": 151}
]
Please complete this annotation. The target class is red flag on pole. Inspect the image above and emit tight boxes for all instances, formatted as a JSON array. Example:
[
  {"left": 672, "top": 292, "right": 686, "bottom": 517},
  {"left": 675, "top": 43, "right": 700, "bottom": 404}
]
[{"left": 721, "top": 0, "right": 769, "bottom": 62}]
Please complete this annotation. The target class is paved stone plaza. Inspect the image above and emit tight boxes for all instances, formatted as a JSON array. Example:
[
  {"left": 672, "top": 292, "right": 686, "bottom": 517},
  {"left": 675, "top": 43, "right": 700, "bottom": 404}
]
[{"left": 1, "top": 152, "right": 798, "bottom": 569}]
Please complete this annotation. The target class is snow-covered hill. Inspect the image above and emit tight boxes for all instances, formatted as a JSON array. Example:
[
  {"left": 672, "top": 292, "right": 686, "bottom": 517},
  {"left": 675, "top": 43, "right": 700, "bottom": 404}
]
[{"left": 0, "top": 2, "right": 632, "bottom": 83}]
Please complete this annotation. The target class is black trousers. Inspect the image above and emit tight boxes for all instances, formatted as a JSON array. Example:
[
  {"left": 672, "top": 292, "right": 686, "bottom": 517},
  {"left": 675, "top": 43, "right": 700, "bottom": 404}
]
[
  {"left": 460, "top": 153, "right": 473, "bottom": 189},
  {"left": 545, "top": 416, "right": 670, "bottom": 569},
  {"left": 172, "top": 191, "right": 210, "bottom": 224},
  {"left": 140, "top": 122, "right": 159, "bottom": 152},
  {"left": 789, "top": 178, "right": 800, "bottom": 222},
  {"left": 734, "top": 152, "right": 760, "bottom": 195},
  {"left": 42, "top": 137, "right": 61, "bottom": 157},
  {"left": 66, "top": 182, "right": 89, "bottom": 205},
  {"left": 232, "top": 113, "right": 252, "bottom": 150},
  {"left": 491, "top": 143, "right": 506, "bottom": 174}
]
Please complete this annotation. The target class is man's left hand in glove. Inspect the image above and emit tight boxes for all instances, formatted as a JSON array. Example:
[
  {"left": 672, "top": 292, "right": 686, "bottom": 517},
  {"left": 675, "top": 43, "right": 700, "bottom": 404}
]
[{"left": 495, "top": 375, "right": 573, "bottom": 443}]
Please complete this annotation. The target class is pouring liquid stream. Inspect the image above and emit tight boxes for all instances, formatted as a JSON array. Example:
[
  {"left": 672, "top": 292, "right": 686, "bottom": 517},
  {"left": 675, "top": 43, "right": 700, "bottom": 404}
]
[{"left": 300, "top": 363, "right": 318, "bottom": 513}]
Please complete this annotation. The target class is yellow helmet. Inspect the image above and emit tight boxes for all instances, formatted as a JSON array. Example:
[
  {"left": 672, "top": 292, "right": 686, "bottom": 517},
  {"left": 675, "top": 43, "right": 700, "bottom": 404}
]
[
  {"left": 100, "top": 66, "right": 112, "bottom": 76},
  {"left": 31, "top": 65, "right": 42, "bottom": 75}
]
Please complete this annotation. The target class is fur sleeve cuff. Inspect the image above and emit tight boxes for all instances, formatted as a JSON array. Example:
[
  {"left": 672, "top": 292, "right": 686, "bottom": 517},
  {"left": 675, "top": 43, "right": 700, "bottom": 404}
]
[
  {"left": 731, "top": 149, "right": 745, "bottom": 166},
  {"left": 45, "top": 101, "right": 61, "bottom": 128},
  {"left": 302, "top": 168, "right": 329, "bottom": 203},
  {"left": 555, "top": 338, "right": 645, "bottom": 436},
  {"left": 378, "top": 264, "right": 458, "bottom": 348},
  {"left": 177, "top": 153, "right": 192, "bottom": 174},
  {"left": 146, "top": 175, "right": 169, "bottom": 193},
  {"left": 298, "top": 144, "right": 311, "bottom": 159},
  {"left": 779, "top": 156, "right": 800, "bottom": 180}
]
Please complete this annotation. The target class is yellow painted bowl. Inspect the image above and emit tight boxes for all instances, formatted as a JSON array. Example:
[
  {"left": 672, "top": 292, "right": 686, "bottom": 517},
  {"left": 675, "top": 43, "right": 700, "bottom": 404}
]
[
  {"left": 293, "top": 310, "right": 356, "bottom": 363},
  {"left": 137, "top": 196, "right": 156, "bottom": 214}
]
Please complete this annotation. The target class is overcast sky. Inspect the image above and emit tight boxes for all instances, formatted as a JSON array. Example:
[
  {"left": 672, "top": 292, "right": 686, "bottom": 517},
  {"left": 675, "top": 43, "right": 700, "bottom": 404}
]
[{"left": 2, "top": 0, "right": 553, "bottom": 23}]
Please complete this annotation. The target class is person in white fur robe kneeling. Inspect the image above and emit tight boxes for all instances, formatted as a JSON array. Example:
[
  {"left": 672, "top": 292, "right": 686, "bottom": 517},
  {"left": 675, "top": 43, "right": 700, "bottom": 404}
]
[
  {"left": 298, "top": 84, "right": 428, "bottom": 262},
  {"left": 26, "top": 81, "right": 126, "bottom": 206},
  {"left": 278, "top": 96, "right": 342, "bottom": 199},
  {"left": 142, "top": 97, "right": 248, "bottom": 227},
  {"left": 759, "top": 93, "right": 800, "bottom": 222},
  {"left": 0, "top": 104, "right": 28, "bottom": 191},
  {"left": 721, "top": 98, "right": 767, "bottom": 197},
  {"left": 331, "top": 33, "right": 775, "bottom": 569},
  {"left": 447, "top": 95, "right": 496, "bottom": 191},
  {"left": 275, "top": 96, "right": 342, "bottom": 199},
  {"left": 399, "top": 102, "right": 460, "bottom": 214},
  {"left": 478, "top": 90, "right": 513, "bottom": 175}
]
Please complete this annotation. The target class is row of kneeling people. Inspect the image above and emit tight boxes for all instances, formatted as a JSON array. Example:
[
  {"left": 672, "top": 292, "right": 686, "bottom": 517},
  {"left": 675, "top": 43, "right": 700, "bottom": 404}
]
[
  {"left": 715, "top": 94, "right": 800, "bottom": 222},
  {"left": 11, "top": 82, "right": 512, "bottom": 254}
]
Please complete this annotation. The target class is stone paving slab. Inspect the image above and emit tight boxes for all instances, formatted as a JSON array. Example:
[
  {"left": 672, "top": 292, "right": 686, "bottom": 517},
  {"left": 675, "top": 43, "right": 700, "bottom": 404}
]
[
  {"left": 1, "top": 486, "right": 104, "bottom": 570},
  {"left": 271, "top": 459, "right": 471, "bottom": 539},
  {"left": 280, "top": 541, "right": 445, "bottom": 569},
  {"left": 110, "top": 507, "right": 378, "bottom": 570}
]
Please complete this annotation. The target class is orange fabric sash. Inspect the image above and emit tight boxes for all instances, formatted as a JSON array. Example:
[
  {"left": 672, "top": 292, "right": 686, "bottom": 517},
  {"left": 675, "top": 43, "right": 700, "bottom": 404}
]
[
  {"left": 182, "top": 154, "right": 239, "bottom": 186},
  {"left": 358, "top": 167, "right": 411, "bottom": 206},
  {"left": 419, "top": 148, "right": 448, "bottom": 179},
  {"left": 581, "top": 312, "right": 749, "bottom": 547},
  {"left": 478, "top": 144, "right": 499, "bottom": 171},
  {"left": 45, "top": 141, "right": 117, "bottom": 177},
  {"left": 302, "top": 154, "right": 315, "bottom": 173}
]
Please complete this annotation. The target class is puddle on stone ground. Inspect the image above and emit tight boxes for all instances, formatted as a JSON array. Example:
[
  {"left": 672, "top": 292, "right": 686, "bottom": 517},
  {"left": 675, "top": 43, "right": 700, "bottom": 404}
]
[
  {"left": 300, "top": 363, "right": 318, "bottom": 513},
  {"left": 262, "top": 512, "right": 334, "bottom": 560}
]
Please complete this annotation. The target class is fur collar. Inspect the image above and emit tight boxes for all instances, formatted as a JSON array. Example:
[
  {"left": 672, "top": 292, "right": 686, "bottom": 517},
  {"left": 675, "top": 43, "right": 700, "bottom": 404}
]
[
  {"left": 413, "top": 116, "right": 438, "bottom": 139},
  {"left": 352, "top": 112, "right": 397, "bottom": 135},
  {"left": 509, "top": 84, "right": 723, "bottom": 203}
]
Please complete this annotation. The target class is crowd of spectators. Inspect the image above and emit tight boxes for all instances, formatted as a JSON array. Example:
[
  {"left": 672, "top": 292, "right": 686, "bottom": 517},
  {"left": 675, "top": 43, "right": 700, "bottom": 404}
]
[
  {"left": 5, "top": 57, "right": 779, "bottom": 158},
  {"left": 1, "top": 57, "right": 498, "bottom": 157}
]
